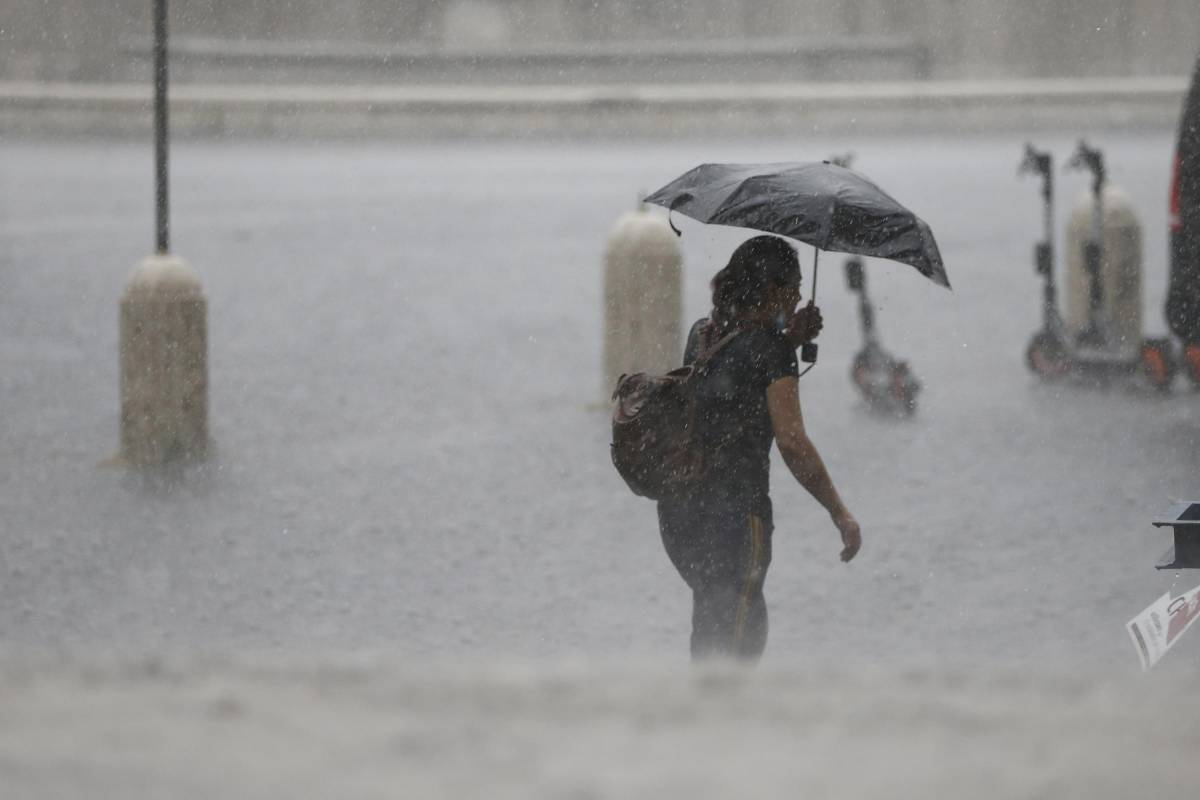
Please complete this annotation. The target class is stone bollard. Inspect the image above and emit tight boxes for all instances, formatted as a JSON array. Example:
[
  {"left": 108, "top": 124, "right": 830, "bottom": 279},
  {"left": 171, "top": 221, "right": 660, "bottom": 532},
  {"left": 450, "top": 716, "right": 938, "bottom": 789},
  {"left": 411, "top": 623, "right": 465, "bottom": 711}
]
[
  {"left": 603, "top": 205, "right": 683, "bottom": 398},
  {"left": 119, "top": 254, "right": 209, "bottom": 466},
  {"left": 1064, "top": 185, "right": 1143, "bottom": 355}
]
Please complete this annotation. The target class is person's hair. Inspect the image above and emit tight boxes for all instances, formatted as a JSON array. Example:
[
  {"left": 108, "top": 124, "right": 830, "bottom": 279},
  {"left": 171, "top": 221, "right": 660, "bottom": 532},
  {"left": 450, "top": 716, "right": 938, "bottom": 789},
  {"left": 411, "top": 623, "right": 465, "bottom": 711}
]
[{"left": 710, "top": 235, "right": 800, "bottom": 329}]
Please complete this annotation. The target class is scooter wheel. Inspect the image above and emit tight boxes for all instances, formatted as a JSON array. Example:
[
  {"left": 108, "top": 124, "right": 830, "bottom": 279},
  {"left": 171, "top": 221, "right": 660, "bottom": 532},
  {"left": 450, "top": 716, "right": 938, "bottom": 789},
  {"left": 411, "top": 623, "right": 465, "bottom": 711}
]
[
  {"left": 1180, "top": 340, "right": 1200, "bottom": 388},
  {"left": 1139, "top": 339, "right": 1176, "bottom": 393},
  {"left": 1026, "top": 332, "right": 1069, "bottom": 380}
]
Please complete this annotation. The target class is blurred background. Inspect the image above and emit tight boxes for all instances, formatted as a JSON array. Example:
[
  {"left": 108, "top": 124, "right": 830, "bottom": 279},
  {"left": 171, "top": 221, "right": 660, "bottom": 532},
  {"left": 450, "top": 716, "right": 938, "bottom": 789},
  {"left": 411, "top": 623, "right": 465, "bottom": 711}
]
[
  {"left": 3, "top": 0, "right": 1197, "bottom": 139},
  {"left": 2, "top": 0, "right": 1198, "bottom": 83}
]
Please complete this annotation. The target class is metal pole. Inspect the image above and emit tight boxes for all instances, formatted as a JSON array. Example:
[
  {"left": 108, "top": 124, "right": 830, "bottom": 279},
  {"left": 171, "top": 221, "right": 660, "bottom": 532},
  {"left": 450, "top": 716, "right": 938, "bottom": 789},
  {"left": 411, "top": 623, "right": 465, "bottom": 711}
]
[
  {"left": 810, "top": 247, "right": 820, "bottom": 304},
  {"left": 1043, "top": 166, "right": 1054, "bottom": 265},
  {"left": 154, "top": 0, "right": 169, "bottom": 255}
]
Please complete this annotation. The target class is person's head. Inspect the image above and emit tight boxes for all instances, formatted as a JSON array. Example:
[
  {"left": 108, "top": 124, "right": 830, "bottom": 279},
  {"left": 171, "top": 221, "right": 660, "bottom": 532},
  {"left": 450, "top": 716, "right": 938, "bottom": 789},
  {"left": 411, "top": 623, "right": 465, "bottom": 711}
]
[{"left": 710, "top": 235, "right": 802, "bottom": 327}]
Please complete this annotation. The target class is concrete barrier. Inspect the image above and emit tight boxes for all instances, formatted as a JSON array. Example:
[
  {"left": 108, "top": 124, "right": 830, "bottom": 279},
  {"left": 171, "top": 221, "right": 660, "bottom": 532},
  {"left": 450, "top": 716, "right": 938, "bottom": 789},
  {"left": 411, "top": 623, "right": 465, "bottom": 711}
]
[
  {"left": 0, "top": 76, "right": 1188, "bottom": 140},
  {"left": 1064, "top": 186, "right": 1143, "bottom": 356},
  {"left": 603, "top": 206, "right": 682, "bottom": 397},
  {"left": 119, "top": 254, "right": 209, "bottom": 466}
]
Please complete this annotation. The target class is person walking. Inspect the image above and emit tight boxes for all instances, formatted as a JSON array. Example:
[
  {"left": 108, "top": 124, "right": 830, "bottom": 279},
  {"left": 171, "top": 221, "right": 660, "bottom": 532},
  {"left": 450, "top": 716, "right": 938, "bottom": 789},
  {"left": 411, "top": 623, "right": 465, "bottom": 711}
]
[{"left": 657, "top": 234, "right": 861, "bottom": 662}]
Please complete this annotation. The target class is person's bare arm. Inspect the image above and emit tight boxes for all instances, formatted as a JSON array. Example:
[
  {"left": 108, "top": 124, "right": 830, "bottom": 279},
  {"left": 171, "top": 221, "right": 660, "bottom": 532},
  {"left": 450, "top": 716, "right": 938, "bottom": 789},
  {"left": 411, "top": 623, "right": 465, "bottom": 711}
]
[{"left": 767, "top": 376, "right": 861, "bottom": 562}]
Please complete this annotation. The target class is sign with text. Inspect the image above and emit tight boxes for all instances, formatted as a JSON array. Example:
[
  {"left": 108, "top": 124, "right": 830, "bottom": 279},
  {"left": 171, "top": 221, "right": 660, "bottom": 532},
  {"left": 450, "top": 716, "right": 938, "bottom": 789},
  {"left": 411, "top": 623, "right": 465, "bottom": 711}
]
[{"left": 1128, "top": 583, "right": 1200, "bottom": 671}]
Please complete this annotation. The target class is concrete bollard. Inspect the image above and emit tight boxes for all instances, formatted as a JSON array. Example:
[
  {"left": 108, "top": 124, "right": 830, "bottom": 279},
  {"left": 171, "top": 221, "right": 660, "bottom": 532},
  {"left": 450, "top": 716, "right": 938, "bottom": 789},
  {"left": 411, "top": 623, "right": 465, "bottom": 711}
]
[
  {"left": 603, "top": 205, "right": 683, "bottom": 397},
  {"left": 1064, "top": 186, "right": 1143, "bottom": 355},
  {"left": 119, "top": 254, "right": 209, "bottom": 466}
]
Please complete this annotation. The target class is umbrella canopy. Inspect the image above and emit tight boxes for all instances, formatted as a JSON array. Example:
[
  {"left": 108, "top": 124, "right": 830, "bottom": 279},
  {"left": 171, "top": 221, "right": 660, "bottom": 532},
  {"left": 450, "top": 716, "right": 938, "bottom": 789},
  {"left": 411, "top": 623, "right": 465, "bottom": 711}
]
[{"left": 644, "top": 161, "right": 950, "bottom": 289}]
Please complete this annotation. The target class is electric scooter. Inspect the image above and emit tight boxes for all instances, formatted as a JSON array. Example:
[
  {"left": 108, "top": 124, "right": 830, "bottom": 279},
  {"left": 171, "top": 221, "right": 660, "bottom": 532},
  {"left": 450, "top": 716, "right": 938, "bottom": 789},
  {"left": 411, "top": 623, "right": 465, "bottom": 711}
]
[
  {"left": 1021, "top": 140, "right": 1175, "bottom": 390},
  {"left": 845, "top": 256, "right": 921, "bottom": 416},
  {"left": 824, "top": 152, "right": 922, "bottom": 415}
]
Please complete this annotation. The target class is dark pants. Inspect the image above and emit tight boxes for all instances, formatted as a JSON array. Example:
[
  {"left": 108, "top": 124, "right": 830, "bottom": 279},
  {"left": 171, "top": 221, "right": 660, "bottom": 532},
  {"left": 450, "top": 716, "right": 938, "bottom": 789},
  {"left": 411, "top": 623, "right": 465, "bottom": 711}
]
[{"left": 657, "top": 491, "right": 773, "bottom": 661}]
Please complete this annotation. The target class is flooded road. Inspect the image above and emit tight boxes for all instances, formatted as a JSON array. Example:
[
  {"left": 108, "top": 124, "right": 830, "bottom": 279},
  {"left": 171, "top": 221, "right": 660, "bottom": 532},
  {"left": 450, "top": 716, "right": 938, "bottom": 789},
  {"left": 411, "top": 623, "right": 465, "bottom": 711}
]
[{"left": 1, "top": 131, "right": 1197, "bottom": 670}]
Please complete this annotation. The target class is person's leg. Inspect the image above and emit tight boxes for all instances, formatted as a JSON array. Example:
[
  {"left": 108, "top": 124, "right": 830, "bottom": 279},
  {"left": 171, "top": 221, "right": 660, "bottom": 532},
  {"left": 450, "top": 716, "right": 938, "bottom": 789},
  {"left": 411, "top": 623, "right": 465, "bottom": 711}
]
[
  {"left": 734, "top": 510, "right": 772, "bottom": 660},
  {"left": 658, "top": 498, "right": 707, "bottom": 590},
  {"left": 689, "top": 581, "right": 740, "bottom": 658},
  {"left": 659, "top": 497, "right": 712, "bottom": 656},
  {"left": 688, "top": 505, "right": 773, "bottom": 662},
  {"left": 734, "top": 586, "right": 769, "bottom": 660}
]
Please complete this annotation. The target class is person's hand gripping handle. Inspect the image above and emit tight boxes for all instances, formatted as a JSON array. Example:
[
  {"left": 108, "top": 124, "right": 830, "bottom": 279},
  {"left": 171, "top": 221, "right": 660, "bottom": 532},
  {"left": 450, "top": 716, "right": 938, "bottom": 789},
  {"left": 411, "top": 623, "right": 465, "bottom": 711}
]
[{"left": 786, "top": 302, "right": 823, "bottom": 350}]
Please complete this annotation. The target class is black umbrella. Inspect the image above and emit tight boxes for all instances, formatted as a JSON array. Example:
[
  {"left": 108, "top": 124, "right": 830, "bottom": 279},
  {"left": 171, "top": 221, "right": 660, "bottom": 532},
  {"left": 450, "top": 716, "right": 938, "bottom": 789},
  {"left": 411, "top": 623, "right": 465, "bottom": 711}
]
[{"left": 643, "top": 161, "right": 950, "bottom": 293}]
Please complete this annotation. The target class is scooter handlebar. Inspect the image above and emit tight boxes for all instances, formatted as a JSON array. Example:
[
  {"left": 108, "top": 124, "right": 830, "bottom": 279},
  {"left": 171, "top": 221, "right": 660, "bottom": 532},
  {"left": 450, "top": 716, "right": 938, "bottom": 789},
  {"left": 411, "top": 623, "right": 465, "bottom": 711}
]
[
  {"left": 1065, "top": 139, "right": 1105, "bottom": 192},
  {"left": 845, "top": 257, "right": 865, "bottom": 292},
  {"left": 1019, "top": 143, "right": 1052, "bottom": 178}
]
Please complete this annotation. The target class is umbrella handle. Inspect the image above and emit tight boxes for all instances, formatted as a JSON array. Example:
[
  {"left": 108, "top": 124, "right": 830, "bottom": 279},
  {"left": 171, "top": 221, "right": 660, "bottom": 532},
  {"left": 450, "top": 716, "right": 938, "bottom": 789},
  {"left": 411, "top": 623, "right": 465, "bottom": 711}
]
[
  {"left": 800, "top": 249, "right": 819, "bottom": 365},
  {"left": 809, "top": 248, "right": 820, "bottom": 307}
]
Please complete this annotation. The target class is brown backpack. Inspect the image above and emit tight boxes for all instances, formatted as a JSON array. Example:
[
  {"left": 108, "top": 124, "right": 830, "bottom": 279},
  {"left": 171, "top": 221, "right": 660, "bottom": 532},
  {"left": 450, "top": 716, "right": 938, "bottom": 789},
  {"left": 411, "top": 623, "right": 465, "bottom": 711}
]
[{"left": 610, "top": 325, "right": 741, "bottom": 500}]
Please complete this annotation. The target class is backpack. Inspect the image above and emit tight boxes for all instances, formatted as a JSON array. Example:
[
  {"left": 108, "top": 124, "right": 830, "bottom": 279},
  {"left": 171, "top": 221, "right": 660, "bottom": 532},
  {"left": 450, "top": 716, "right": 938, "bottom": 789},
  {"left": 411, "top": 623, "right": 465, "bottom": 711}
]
[{"left": 610, "top": 324, "right": 741, "bottom": 500}]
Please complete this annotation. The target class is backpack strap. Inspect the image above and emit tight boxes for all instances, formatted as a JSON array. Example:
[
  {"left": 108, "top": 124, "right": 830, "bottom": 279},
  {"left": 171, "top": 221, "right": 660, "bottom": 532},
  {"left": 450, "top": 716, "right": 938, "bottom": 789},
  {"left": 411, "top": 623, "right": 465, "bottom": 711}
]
[
  {"left": 692, "top": 322, "right": 742, "bottom": 372},
  {"left": 682, "top": 323, "right": 742, "bottom": 443}
]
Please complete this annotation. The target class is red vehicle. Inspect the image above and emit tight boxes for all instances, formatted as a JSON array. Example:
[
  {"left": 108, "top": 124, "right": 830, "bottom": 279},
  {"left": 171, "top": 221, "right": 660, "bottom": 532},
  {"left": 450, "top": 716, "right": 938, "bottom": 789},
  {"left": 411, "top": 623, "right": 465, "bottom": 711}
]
[{"left": 1167, "top": 54, "right": 1200, "bottom": 385}]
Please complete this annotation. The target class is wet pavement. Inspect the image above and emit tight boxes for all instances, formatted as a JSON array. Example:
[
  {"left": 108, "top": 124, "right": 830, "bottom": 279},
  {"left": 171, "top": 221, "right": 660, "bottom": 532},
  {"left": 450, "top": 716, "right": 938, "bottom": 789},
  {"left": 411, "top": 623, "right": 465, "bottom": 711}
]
[{"left": 1, "top": 131, "right": 1198, "bottom": 670}]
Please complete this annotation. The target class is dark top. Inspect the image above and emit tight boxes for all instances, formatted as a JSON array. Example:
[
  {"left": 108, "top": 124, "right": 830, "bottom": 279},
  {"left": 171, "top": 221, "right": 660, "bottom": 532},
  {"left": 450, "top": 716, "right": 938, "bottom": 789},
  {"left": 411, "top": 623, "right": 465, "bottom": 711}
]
[{"left": 683, "top": 317, "right": 799, "bottom": 503}]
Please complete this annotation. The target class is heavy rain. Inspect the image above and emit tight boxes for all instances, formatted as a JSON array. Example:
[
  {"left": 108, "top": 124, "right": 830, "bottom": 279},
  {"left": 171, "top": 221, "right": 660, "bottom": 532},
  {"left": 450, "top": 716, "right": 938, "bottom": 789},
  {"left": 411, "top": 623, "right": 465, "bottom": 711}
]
[{"left": 2, "top": 1, "right": 1200, "bottom": 797}]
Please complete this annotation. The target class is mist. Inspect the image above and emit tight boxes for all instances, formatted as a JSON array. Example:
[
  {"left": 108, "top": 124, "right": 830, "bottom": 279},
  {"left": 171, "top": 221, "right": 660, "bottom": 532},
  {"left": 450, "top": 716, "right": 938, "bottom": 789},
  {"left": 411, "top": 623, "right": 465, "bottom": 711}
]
[{"left": 2, "top": 2, "right": 1200, "bottom": 798}]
